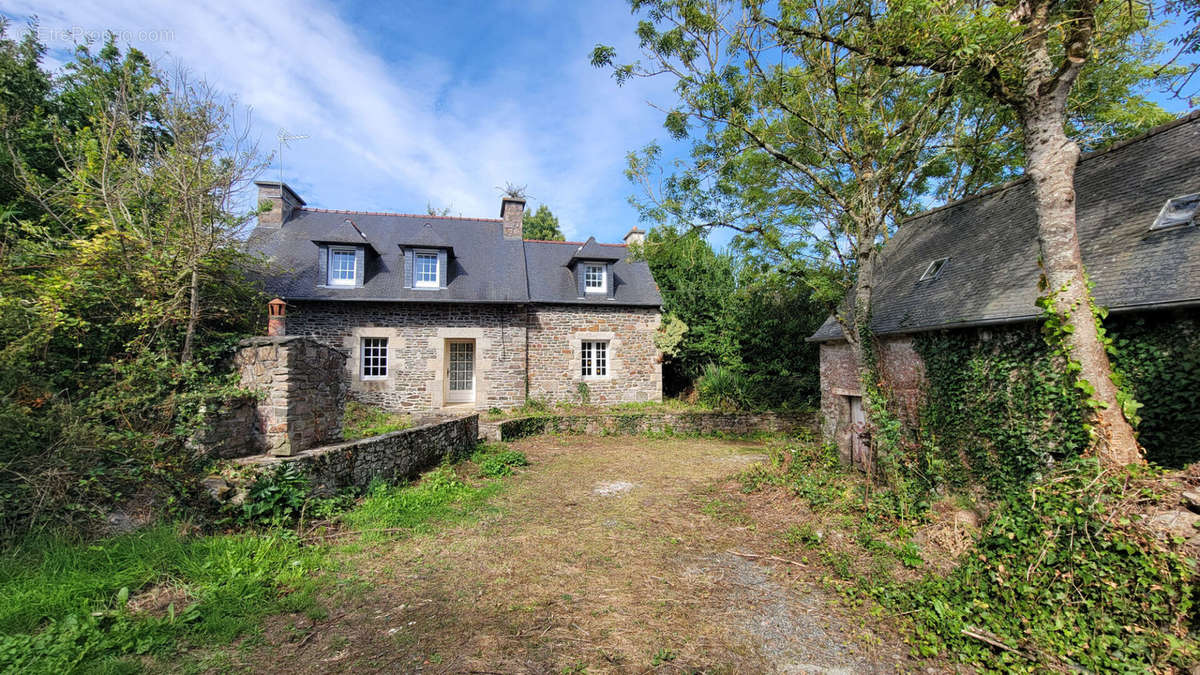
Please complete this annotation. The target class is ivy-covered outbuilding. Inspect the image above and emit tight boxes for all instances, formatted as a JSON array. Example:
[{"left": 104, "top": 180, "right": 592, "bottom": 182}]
[{"left": 809, "top": 111, "right": 1200, "bottom": 475}]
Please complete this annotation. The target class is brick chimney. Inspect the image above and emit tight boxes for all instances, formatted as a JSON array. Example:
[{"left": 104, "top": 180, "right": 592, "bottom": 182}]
[
  {"left": 267, "top": 298, "right": 287, "bottom": 336},
  {"left": 255, "top": 181, "right": 306, "bottom": 228},
  {"left": 623, "top": 226, "right": 646, "bottom": 247},
  {"left": 500, "top": 197, "right": 525, "bottom": 239}
]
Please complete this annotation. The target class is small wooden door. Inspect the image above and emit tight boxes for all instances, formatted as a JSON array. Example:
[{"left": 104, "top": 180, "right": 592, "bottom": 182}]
[
  {"left": 848, "top": 396, "right": 869, "bottom": 470},
  {"left": 446, "top": 340, "right": 475, "bottom": 404}
]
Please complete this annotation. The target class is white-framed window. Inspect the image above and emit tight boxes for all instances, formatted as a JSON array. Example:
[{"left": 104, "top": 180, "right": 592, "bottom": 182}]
[
  {"left": 360, "top": 337, "right": 388, "bottom": 379},
  {"left": 919, "top": 257, "right": 949, "bottom": 281},
  {"left": 414, "top": 251, "right": 439, "bottom": 288},
  {"left": 583, "top": 263, "right": 606, "bottom": 293},
  {"left": 329, "top": 247, "right": 357, "bottom": 286},
  {"left": 581, "top": 340, "right": 608, "bottom": 377},
  {"left": 1151, "top": 193, "right": 1199, "bottom": 230}
]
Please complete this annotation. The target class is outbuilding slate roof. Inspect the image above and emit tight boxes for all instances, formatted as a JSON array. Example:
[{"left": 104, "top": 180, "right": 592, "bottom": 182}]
[
  {"left": 246, "top": 208, "right": 662, "bottom": 307},
  {"left": 810, "top": 111, "right": 1200, "bottom": 342}
]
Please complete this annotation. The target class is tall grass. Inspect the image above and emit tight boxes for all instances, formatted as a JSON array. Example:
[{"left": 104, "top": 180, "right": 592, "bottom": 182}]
[{"left": 0, "top": 525, "right": 327, "bottom": 673}]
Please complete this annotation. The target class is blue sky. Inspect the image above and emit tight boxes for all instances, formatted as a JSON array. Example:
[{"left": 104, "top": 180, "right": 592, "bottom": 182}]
[
  {"left": 2, "top": 1, "right": 1195, "bottom": 249},
  {"left": 3, "top": 0, "right": 687, "bottom": 244}
]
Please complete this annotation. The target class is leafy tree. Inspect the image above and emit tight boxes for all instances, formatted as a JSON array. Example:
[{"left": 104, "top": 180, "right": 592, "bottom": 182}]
[
  {"left": 0, "top": 35, "right": 265, "bottom": 537},
  {"left": 596, "top": 0, "right": 1172, "bottom": 466},
  {"left": 523, "top": 204, "right": 564, "bottom": 240},
  {"left": 637, "top": 225, "right": 737, "bottom": 393}
]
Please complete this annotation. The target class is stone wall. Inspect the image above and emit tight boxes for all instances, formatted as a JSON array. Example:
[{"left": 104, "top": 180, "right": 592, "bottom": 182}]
[
  {"left": 236, "top": 414, "right": 479, "bottom": 494},
  {"left": 286, "top": 301, "right": 528, "bottom": 412},
  {"left": 489, "top": 411, "right": 813, "bottom": 442},
  {"left": 527, "top": 305, "right": 662, "bottom": 405},
  {"left": 196, "top": 396, "right": 261, "bottom": 459},
  {"left": 233, "top": 336, "right": 348, "bottom": 456},
  {"left": 817, "top": 336, "right": 926, "bottom": 465}
]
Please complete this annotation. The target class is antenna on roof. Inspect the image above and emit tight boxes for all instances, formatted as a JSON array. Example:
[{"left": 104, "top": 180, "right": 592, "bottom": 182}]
[{"left": 276, "top": 128, "right": 309, "bottom": 188}]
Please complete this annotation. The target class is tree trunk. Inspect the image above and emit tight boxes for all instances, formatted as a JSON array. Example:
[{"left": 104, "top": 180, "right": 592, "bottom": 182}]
[
  {"left": 1020, "top": 107, "right": 1143, "bottom": 466},
  {"left": 181, "top": 267, "right": 200, "bottom": 364}
]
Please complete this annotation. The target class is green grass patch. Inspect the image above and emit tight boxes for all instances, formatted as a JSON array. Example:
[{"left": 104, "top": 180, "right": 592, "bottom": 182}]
[
  {"left": 342, "top": 401, "right": 412, "bottom": 440},
  {"left": 470, "top": 444, "right": 529, "bottom": 478},
  {"left": 339, "top": 465, "right": 502, "bottom": 538},
  {"left": 0, "top": 525, "right": 327, "bottom": 673}
]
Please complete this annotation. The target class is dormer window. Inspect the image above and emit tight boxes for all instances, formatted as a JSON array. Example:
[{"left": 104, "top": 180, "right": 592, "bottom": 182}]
[
  {"left": 1151, "top": 193, "right": 1199, "bottom": 230},
  {"left": 414, "top": 251, "right": 439, "bottom": 288},
  {"left": 920, "top": 257, "right": 949, "bottom": 281},
  {"left": 583, "top": 263, "right": 606, "bottom": 293},
  {"left": 328, "top": 247, "right": 358, "bottom": 286}
]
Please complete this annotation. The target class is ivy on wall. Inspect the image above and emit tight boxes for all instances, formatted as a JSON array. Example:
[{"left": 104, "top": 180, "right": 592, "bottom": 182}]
[{"left": 915, "top": 312, "right": 1200, "bottom": 487}]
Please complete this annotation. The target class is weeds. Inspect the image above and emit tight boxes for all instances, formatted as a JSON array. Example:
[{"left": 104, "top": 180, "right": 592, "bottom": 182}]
[{"left": 342, "top": 402, "right": 412, "bottom": 440}]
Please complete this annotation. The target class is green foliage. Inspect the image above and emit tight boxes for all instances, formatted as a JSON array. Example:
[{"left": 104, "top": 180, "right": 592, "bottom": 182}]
[
  {"left": 0, "top": 34, "right": 265, "bottom": 539},
  {"left": 652, "top": 313, "right": 687, "bottom": 358},
  {"left": 522, "top": 204, "right": 564, "bottom": 241},
  {"left": 695, "top": 363, "right": 747, "bottom": 410},
  {"left": 915, "top": 327, "right": 1090, "bottom": 489},
  {"left": 341, "top": 401, "right": 412, "bottom": 440},
  {"left": 475, "top": 450, "right": 529, "bottom": 478},
  {"left": 339, "top": 466, "right": 500, "bottom": 536},
  {"left": 0, "top": 525, "right": 326, "bottom": 673},
  {"left": 917, "top": 316, "right": 1200, "bottom": 484},
  {"left": 1108, "top": 314, "right": 1200, "bottom": 467},
  {"left": 239, "top": 463, "right": 311, "bottom": 526},
  {"left": 881, "top": 459, "right": 1196, "bottom": 671}
]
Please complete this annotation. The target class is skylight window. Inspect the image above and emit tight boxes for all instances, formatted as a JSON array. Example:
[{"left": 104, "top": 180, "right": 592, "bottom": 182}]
[
  {"left": 1151, "top": 193, "right": 1199, "bottom": 230},
  {"left": 920, "top": 257, "right": 949, "bottom": 281}
]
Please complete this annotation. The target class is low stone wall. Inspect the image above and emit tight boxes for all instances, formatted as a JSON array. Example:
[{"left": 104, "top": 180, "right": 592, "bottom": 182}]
[
  {"left": 236, "top": 414, "right": 478, "bottom": 494},
  {"left": 485, "top": 411, "right": 814, "bottom": 442}
]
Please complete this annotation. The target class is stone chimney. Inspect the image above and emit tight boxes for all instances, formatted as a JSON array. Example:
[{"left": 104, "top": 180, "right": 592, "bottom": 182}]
[
  {"left": 623, "top": 226, "right": 646, "bottom": 247},
  {"left": 267, "top": 298, "right": 287, "bottom": 336},
  {"left": 500, "top": 197, "right": 525, "bottom": 239},
  {"left": 255, "top": 181, "right": 306, "bottom": 228}
]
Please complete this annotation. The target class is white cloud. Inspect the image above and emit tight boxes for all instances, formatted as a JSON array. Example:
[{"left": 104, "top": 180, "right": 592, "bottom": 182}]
[{"left": 5, "top": 0, "right": 680, "bottom": 241}]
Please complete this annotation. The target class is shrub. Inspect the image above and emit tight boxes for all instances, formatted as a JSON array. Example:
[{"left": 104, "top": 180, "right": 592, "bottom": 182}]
[
  {"left": 238, "top": 464, "right": 310, "bottom": 526},
  {"left": 695, "top": 363, "right": 748, "bottom": 410}
]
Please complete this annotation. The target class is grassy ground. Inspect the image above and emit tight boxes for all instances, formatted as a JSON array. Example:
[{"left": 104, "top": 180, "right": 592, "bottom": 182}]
[
  {"left": 3, "top": 435, "right": 934, "bottom": 674},
  {"left": 341, "top": 401, "right": 412, "bottom": 440},
  {"left": 206, "top": 435, "right": 912, "bottom": 673}
]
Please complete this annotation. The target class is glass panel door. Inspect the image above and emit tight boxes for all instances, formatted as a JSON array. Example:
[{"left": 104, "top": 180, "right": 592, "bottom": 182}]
[{"left": 447, "top": 340, "right": 475, "bottom": 403}]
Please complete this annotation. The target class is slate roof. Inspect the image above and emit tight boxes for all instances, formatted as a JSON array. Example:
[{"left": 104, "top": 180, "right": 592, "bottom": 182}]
[
  {"left": 810, "top": 111, "right": 1200, "bottom": 342},
  {"left": 247, "top": 208, "right": 662, "bottom": 306},
  {"left": 524, "top": 240, "right": 662, "bottom": 306}
]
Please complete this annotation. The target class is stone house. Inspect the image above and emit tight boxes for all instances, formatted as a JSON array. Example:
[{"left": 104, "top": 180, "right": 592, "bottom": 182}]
[
  {"left": 247, "top": 182, "right": 663, "bottom": 412},
  {"left": 809, "top": 112, "right": 1200, "bottom": 465}
]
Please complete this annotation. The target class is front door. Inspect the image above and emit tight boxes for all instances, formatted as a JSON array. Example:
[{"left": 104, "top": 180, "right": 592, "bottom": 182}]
[{"left": 446, "top": 340, "right": 475, "bottom": 404}]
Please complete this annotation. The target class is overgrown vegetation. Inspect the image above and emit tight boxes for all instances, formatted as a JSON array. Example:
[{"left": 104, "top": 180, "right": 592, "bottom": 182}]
[
  {"left": 341, "top": 401, "right": 412, "bottom": 440},
  {"left": 0, "top": 441, "right": 526, "bottom": 672},
  {"left": 0, "top": 28, "right": 265, "bottom": 540},
  {"left": 742, "top": 435, "right": 1199, "bottom": 671},
  {"left": 917, "top": 314, "right": 1200, "bottom": 481}
]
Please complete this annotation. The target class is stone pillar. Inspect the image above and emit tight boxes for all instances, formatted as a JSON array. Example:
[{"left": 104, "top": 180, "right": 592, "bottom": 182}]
[
  {"left": 267, "top": 298, "right": 287, "bottom": 336},
  {"left": 500, "top": 197, "right": 525, "bottom": 239}
]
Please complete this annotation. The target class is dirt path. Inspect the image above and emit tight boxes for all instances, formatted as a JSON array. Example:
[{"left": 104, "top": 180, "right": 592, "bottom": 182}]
[{"left": 225, "top": 436, "right": 911, "bottom": 673}]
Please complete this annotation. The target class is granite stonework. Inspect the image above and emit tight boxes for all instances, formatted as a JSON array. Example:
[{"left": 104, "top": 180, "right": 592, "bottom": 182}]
[
  {"left": 232, "top": 336, "right": 348, "bottom": 456},
  {"left": 195, "top": 395, "right": 261, "bottom": 459},
  {"left": 817, "top": 336, "right": 926, "bottom": 465},
  {"left": 526, "top": 305, "right": 662, "bottom": 405},
  {"left": 282, "top": 301, "right": 664, "bottom": 412},
  {"left": 489, "top": 411, "right": 814, "bottom": 442},
  {"left": 236, "top": 414, "right": 478, "bottom": 494},
  {"left": 285, "top": 301, "right": 528, "bottom": 411}
]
